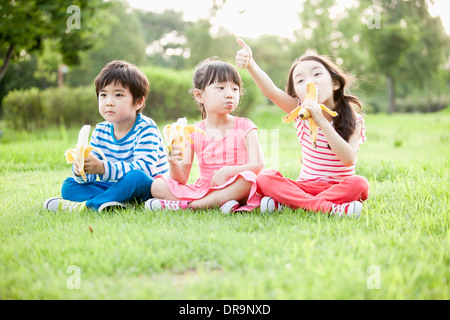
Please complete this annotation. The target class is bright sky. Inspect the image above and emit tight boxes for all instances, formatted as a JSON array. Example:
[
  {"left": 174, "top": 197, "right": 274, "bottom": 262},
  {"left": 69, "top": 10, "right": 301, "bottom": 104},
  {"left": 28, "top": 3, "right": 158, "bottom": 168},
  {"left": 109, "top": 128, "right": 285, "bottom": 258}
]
[{"left": 127, "top": 0, "right": 450, "bottom": 38}]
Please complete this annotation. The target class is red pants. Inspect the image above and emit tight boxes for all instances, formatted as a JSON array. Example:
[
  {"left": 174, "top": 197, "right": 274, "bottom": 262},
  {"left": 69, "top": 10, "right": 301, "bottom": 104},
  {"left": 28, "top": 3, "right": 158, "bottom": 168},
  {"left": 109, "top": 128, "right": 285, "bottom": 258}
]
[{"left": 256, "top": 169, "right": 369, "bottom": 213}]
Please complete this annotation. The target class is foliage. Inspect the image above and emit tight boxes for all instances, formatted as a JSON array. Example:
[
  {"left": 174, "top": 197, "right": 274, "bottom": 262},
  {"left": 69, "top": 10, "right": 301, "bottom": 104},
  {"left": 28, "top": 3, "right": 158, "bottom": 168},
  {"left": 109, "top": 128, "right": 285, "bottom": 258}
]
[
  {"left": 292, "top": 0, "right": 450, "bottom": 113},
  {"left": 2, "top": 87, "right": 43, "bottom": 130},
  {"left": 137, "top": 9, "right": 191, "bottom": 69},
  {"left": 65, "top": 1, "right": 148, "bottom": 87},
  {"left": 359, "top": 0, "right": 450, "bottom": 112},
  {"left": 141, "top": 66, "right": 196, "bottom": 121},
  {"left": 2, "top": 86, "right": 101, "bottom": 130},
  {"left": 0, "top": 0, "right": 107, "bottom": 80}
]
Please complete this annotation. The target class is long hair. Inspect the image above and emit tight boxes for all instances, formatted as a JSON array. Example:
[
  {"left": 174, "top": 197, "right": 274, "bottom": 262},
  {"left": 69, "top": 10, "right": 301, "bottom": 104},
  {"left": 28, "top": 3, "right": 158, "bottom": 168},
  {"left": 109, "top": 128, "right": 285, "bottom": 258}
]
[
  {"left": 190, "top": 57, "right": 243, "bottom": 119},
  {"left": 286, "top": 55, "right": 361, "bottom": 142}
]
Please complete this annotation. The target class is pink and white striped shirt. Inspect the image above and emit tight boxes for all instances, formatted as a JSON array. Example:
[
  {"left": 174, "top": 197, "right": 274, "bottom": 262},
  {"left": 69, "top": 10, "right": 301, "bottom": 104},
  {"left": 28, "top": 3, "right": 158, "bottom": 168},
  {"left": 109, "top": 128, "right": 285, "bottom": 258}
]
[{"left": 294, "top": 113, "right": 366, "bottom": 183}]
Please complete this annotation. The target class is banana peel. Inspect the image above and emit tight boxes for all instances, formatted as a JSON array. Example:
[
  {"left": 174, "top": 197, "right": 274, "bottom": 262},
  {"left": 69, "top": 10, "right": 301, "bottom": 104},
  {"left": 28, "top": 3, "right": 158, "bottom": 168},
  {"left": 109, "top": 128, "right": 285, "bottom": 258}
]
[
  {"left": 282, "top": 82, "right": 338, "bottom": 148},
  {"left": 64, "top": 125, "right": 107, "bottom": 181},
  {"left": 163, "top": 117, "right": 205, "bottom": 159}
]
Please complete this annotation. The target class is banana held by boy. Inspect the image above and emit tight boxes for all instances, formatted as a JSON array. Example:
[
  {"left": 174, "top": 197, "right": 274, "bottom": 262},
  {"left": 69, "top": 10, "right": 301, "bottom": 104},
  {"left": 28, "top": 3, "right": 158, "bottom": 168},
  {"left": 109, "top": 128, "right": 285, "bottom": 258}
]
[
  {"left": 64, "top": 125, "right": 107, "bottom": 181},
  {"left": 163, "top": 117, "right": 205, "bottom": 159},
  {"left": 282, "top": 82, "right": 338, "bottom": 148}
]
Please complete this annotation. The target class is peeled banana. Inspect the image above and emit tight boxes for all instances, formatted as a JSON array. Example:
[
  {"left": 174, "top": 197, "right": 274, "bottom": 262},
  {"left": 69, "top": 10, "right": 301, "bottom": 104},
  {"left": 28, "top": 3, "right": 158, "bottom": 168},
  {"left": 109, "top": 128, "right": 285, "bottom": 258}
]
[
  {"left": 163, "top": 117, "right": 205, "bottom": 159},
  {"left": 64, "top": 125, "right": 107, "bottom": 181},
  {"left": 282, "top": 82, "right": 338, "bottom": 148}
]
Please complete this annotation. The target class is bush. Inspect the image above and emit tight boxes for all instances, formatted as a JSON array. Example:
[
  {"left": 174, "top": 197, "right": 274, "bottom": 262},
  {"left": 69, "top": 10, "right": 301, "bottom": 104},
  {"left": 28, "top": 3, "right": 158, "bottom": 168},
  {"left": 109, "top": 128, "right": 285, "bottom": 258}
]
[
  {"left": 40, "top": 87, "right": 102, "bottom": 127},
  {"left": 3, "top": 88, "right": 43, "bottom": 130},
  {"left": 141, "top": 66, "right": 196, "bottom": 121},
  {"left": 3, "top": 86, "right": 102, "bottom": 130},
  {"left": 2, "top": 65, "right": 263, "bottom": 130},
  {"left": 397, "top": 94, "right": 450, "bottom": 113}
]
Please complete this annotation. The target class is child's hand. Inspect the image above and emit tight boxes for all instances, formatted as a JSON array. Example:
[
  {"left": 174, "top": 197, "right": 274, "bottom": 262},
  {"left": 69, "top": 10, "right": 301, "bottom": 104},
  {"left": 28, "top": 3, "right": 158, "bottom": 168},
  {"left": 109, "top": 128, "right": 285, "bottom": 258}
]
[
  {"left": 167, "top": 144, "right": 184, "bottom": 163},
  {"left": 83, "top": 156, "right": 105, "bottom": 175},
  {"left": 236, "top": 38, "right": 252, "bottom": 68},
  {"left": 210, "top": 167, "right": 233, "bottom": 187},
  {"left": 73, "top": 163, "right": 81, "bottom": 176},
  {"left": 301, "top": 100, "right": 327, "bottom": 126}
]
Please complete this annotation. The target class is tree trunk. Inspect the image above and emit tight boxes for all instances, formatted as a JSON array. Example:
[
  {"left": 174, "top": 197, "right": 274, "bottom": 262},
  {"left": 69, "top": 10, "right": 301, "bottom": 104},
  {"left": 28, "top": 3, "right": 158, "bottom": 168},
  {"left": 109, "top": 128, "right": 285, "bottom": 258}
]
[
  {"left": 386, "top": 74, "right": 396, "bottom": 113},
  {"left": 58, "top": 65, "right": 64, "bottom": 88},
  {"left": 0, "top": 44, "right": 15, "bottom": 82}
]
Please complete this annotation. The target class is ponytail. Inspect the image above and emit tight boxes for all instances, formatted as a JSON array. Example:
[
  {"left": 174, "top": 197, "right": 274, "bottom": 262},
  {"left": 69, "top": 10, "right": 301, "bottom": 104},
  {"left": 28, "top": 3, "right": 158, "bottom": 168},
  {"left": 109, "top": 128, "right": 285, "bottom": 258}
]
[{"left": 333, "top": 89, "right": 361, "bottom": 142}]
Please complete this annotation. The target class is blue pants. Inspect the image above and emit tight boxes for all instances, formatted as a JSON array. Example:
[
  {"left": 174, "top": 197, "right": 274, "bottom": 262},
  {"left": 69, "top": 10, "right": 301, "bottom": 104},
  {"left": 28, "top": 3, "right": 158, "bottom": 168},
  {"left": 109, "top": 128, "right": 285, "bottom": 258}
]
[{"left": 61, "top": 170, "right": 153, "bottom": 211}]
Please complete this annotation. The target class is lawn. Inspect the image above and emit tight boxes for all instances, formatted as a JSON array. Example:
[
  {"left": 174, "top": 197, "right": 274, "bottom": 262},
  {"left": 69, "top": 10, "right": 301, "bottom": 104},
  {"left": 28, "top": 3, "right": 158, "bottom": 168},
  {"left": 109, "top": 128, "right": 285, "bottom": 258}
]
[{"left": 0, "top": 105, "right": 449, "bottom": 300}]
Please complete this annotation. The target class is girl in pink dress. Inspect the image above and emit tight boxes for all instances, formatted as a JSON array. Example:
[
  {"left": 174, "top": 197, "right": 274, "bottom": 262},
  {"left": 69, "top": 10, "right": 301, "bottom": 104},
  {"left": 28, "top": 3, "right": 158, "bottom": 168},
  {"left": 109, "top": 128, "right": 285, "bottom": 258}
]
[{"left": 145, "top": 58, "right": 265, "bottom": 213}]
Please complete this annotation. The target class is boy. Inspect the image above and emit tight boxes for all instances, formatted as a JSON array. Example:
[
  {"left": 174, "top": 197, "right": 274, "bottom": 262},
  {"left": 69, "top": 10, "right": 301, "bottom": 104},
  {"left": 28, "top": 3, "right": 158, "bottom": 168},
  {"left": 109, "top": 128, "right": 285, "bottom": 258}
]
[{"left": 44, "top": 60, "right": 169, "bottom": 212}]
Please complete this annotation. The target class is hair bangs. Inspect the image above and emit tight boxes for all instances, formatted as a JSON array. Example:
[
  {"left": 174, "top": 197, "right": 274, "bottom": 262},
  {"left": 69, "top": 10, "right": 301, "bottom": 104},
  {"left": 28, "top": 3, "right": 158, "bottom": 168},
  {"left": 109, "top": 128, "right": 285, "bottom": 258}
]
[
  {"left": 201, "top": 60, "right": 242, "bottom": 90},
  {"left": 94, "top": 60, "right": 149, "bottom": 107},
  {"left": 96, "top": 66, "right": 131, "bottom": 94}
]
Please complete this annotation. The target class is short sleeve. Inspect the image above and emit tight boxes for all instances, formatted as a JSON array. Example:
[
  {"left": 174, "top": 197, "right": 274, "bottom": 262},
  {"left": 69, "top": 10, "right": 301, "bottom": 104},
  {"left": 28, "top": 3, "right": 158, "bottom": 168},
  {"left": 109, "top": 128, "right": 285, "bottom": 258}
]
[
  {"left": 190, "top": 120, "right": 205, "bottom": 154},
  {"left": 236, "top": 117, "right": 257, "bottom": 137}
]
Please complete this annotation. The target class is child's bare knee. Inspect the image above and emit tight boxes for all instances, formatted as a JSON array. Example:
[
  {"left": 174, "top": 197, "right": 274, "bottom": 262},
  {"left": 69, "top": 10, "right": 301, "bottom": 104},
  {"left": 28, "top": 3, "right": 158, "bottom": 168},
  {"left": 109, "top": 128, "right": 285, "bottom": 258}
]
[
  {"left": 150, "top": 178, "right": 166, "bottom": 198},
  {"left": 234, "top": 177, "right": 252, "bottom": 194}
]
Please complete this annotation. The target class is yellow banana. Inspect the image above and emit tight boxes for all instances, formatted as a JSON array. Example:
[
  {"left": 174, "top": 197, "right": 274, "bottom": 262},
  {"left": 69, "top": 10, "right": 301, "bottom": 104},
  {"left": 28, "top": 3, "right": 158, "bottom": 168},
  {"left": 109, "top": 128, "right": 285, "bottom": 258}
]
[
  {"left": 64, "top": 125, "right": 107, "bottom": 181},
  {"left": 163, "top": 117, "right": 205, "bottom": 159},
  {"left": 282, "top": 82, "right": 338, "bottom": 148}
]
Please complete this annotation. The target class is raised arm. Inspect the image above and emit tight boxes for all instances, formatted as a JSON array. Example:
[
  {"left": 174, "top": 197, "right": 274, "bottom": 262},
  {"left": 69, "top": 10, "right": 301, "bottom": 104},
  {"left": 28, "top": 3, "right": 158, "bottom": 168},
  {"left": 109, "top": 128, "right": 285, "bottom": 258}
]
[{"left": 236, "top": 38, "right": 298, "bottom": 114}]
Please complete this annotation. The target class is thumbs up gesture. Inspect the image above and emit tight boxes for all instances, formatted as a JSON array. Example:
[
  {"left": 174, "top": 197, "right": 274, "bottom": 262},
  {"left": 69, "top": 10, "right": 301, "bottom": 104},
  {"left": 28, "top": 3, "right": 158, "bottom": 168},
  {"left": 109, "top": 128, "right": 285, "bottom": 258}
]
[{"left": 235, "top": 38, "right": 253, "bottom": 69}]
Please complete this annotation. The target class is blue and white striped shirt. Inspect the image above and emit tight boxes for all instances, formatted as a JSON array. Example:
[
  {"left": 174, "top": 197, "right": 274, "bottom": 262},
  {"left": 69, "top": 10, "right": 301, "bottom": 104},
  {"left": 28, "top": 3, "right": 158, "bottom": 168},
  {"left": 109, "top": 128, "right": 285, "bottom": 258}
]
[{"left": 74, "top": 114, "right": 169, "bottom": 183}]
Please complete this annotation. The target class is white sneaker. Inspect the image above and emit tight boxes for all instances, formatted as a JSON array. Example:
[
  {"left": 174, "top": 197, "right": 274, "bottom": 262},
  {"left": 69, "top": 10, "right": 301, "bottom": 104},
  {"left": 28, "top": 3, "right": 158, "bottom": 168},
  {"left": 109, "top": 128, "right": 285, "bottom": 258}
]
[
  {"left": 44, "top": 197, "right": 85, "bottom": 213},
  {"left": 98, "top": 201, "right": 126, "bottom": 213},
  {"left": 145, "top": 198, "right": 161, "bottom": 211},
  {"left": 220, "top": 200, "right": 240, "bottom": 214},
  {"left": 331, "top": 201, "right": 363, "bottom": 219},
  {"left": 145, "top": 198, "right": 190, "bottom": 211},
  {"left": 260, "top": 196, "right": 284, "bottom": 213}
]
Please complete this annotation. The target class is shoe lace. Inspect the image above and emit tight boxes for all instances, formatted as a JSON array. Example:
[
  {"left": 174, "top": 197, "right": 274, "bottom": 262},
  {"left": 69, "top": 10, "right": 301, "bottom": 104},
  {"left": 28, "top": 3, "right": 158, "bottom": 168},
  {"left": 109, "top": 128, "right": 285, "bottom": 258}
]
[
  {"left": 60, "top": 200, "right": 83, "bottom": 210},
  {"left": 332, "top": 203, "right": 349, "bottom": 216},
  {"left": 163, "top": 200, "right": 181, "bottom": 210}
]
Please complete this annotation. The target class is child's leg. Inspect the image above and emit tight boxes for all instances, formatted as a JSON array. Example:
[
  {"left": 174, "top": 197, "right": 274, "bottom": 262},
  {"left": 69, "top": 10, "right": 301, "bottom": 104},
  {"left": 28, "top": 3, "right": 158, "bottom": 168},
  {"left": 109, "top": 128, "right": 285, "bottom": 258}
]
[
  {"left": 61, "top": 177, "right": 112, "bottom": 202},
  {"left": 86, "top": 170, "right": 154, "bottom": 210},
  {"left": 189, "top": 177, "right": 252, "bottom": 209},
  {"left": 151, "top": 178, "right": 180, "bottom": 200},
  {"left": 314, "top": 175, "right": 369, "bottom": 205},
  {"left": 256, "top": 169, "right": 331, "bottom": 212}
]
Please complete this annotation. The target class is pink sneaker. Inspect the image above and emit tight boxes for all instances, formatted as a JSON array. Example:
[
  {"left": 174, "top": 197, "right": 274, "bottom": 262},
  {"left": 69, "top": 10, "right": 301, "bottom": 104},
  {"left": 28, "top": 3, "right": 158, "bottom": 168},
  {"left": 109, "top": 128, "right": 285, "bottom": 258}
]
[
  {"left": 331, "top": 201, "right": 363, "bottom": 219},
  {"left": 145, "top": 198, "right": 190, "bottom": 211}
]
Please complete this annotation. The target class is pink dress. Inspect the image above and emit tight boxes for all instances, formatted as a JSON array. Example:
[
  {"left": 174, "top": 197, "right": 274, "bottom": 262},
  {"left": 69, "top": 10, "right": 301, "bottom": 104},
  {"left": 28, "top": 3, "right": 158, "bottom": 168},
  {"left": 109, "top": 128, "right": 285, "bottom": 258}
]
[{"left": 161, "top": 117, "right": 261, "bottom": 211}]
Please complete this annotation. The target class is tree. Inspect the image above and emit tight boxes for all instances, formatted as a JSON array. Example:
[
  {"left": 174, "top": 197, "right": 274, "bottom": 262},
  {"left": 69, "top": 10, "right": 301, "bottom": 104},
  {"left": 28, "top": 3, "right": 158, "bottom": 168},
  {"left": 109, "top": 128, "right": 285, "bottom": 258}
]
[
  {"left": 0, "top": 0, "right": 106, "bottom": 82},
  {"left": 293, "top": 0, "right": 339, "bottom": 57},
  {"left": 360, "top": 0, "right": 449, "bottom": 113},
  {"left": 65, "top": 1, "right": 149, "bottom": 86},
  {"left": 136, "top": 9, "right": 190, "bottom": 68}
]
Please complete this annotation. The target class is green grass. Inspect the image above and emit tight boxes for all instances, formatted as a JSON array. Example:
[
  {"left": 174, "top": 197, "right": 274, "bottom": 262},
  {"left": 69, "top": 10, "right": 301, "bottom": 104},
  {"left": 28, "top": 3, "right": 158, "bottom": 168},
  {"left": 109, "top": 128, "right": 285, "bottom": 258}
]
[{"left": 0, "top": 107, "right": 449, "bottom": 299}]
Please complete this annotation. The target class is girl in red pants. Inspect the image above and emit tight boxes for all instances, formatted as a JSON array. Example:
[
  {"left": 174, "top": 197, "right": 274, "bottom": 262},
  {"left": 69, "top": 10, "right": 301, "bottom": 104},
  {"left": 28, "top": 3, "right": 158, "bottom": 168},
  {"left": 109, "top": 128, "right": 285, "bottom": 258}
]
[{"left": 236, "top": 39, "right": 369, "bottom": 218}]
